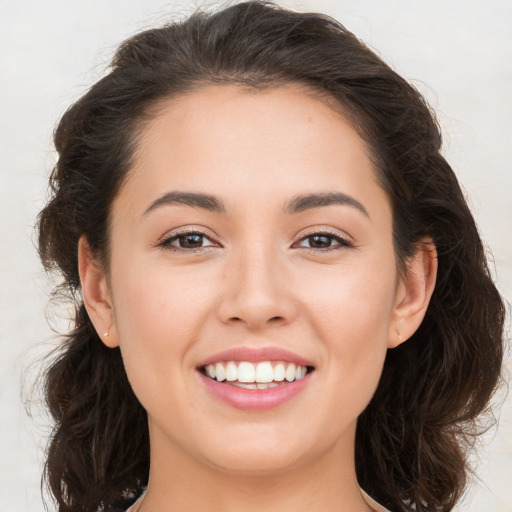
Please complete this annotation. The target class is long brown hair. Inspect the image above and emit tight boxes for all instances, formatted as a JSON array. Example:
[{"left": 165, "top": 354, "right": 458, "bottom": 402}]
[{"left": 37, "top": 2, "right": 505, "bottom": 511}]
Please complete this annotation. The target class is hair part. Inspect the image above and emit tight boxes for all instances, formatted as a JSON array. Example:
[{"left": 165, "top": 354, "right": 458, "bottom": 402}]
[{"left": 38, "top": 2, "right": 505, "bottom": 511}]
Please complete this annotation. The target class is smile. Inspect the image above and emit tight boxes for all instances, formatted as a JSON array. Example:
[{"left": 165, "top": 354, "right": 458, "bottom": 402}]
[
  {"left": 196, "top": 347, "right": 315, "bottom": 410},
  {"left": 200, "top": 360, "right": 312, "bottom": 389}
]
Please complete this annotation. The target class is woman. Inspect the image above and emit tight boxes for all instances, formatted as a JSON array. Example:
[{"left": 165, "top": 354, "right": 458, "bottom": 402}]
[{"left": 37, "top": 2, "right": 505, "bottom": 511}]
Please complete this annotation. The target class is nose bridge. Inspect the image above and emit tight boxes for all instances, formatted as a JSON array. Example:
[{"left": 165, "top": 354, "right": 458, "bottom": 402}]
[{"left": 217, "top": 240, "right": 295, "bottom": 328}]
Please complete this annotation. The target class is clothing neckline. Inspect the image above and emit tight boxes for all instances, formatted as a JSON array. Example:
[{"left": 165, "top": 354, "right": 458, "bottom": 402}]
[
  {"left": 360, "top": 488, "right": 392, "bottom": 512},
  {"left": 125, "top": 487, "right": 391, "bottom": 512}
]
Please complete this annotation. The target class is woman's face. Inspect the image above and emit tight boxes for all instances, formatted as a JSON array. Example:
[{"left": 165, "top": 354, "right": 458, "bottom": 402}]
[{"left": 98, "top": 85, "right": 406, "bottom": 474}]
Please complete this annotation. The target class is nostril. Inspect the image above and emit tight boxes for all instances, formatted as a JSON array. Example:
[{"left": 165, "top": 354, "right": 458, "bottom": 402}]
[{"left": 228, "top": 315, "right": 284, "bottom": 325}]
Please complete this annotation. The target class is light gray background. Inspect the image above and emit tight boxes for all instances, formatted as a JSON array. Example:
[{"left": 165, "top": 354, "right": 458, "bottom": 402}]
[{"left": 1, "top": 1, "right": 511, "bottom": 511}]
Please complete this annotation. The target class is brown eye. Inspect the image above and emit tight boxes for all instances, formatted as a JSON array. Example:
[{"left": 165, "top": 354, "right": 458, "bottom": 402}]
[
  {"left": 177, "top": 233, "right": 206, "bottom": 248},
  {"left": 160, "top": 231, "right": 217, "bottom": 250},
  {"left": 306, "top": 235, "right": 335, "bottom": 248},
  {"left": 295, "top": 232, "right": 352, "bottom": 250}
]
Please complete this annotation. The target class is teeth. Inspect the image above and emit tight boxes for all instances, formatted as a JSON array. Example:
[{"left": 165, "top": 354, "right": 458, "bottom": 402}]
[
  {"left": 215, "top": 362, "right": 225, "bottom": 382},
  {"left": 274, "top": 363, "right": 285, "bottom": 382},
  {"left": 255, "top": 361, "right": 274, "bottom": 383},
  {"left": 233, "top": 382, "right": 258, "bottom": 389},
  {"left": 238, "top": 362, "right": 256, "bottom": 383},
  {"left": 257, "top": 382, "right": 280, "bottom": 389},
  {"left": 285, "top": 363, "right": 296, "bottom": 382},
  {"left": 204, "top": 361, "right": 309, "bottom": 384},
  {"left": 295, "top": 365, "right": 307, "bottom": 380},
  {"left": 225, "top": 361, "right": 237, "bottom": 381}
]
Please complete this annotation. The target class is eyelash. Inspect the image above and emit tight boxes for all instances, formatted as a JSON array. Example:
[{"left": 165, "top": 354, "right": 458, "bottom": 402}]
[
  {"left": 293, "top": 230, "right": 354, "bottom": 251},
  {"left": 158, "top": 229, "right": 353, "bottom": 252},
  {"left": 158, "top": 229, "right": 218, "bottom": 252}
]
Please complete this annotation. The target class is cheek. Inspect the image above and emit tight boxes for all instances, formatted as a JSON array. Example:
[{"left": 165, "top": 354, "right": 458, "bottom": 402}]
[
  {"left": 112, "top": 257, "right": 213, "bottom": 338},
  {"left": 302, "top": 256, "right": 396, "bottom": 346},
  {"left": 109, "top": 261, "right": 216, "bottom": 396},
  {"left": 299, "top": 256, "right": 396, "bottom": 406}
]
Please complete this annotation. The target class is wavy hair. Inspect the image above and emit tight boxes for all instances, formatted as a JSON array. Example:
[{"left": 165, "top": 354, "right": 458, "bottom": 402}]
[{"left": 37, "top": 2, "right": 505, "bottom": 511}]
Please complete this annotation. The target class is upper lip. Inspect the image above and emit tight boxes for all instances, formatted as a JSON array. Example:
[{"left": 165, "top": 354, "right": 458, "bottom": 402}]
[{"left": 197, "top": 346, "right": 315, "bottom": 368}]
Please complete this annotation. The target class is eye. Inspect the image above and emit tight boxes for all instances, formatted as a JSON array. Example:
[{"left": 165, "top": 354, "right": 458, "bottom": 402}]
[
  {"left": 159, "top": 231, "right": 218, "bottom": 251},
  {"left": 295, "top": 232, "right": 352, "bottom": 250}
]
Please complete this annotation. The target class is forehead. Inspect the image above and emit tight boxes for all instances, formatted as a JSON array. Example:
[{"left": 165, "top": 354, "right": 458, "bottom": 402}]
[
  {"left": 138, "top": 84, "right": 359, "bottom": 155},
  {"left": 118, "top": 84, "right": 389, "bottom": 219}
]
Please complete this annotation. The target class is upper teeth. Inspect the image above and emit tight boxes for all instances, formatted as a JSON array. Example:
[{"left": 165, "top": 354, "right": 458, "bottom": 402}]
[{"left": 205, "top": 361, "right": 308, "bottom": 383}]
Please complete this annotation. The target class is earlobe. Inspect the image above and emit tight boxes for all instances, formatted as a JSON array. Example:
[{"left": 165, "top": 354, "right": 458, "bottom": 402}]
[
  {"left": 78, "top": 236, "right": 119, "bottom": 348},
  {"left": 388, "top": 239, "right": 437, "bottom": 348}
]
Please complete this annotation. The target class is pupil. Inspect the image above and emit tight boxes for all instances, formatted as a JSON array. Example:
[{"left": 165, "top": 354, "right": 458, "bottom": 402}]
[
  {"left": 310, "top": 235, "right": 331, "bottom": 248},
  {"left": 180, "top": 234, "right": 203, "bottom": 248}
]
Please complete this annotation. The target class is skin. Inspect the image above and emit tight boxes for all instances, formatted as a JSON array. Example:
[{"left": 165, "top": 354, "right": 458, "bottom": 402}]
[{"left": 79, "top": 85, "right": 437, "bottom": 512}]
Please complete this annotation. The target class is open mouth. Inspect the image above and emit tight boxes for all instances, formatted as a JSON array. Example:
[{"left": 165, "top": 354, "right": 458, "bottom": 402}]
[{"left": 198, "top": 361, "right": 315, "bottom": 390}]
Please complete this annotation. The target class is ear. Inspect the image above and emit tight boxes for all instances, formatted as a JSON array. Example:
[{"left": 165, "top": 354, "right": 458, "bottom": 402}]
[
  {"left": 78, "top": 236, "right": 118, "bottom": 348},
  {"left": 388, "top": 239, "right": 437, "bottom": 349}
]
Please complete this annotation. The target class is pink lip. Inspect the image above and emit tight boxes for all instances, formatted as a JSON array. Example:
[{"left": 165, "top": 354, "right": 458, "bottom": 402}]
[
  {"left": 197, "top": 346, "right": 314, "bottom": 367},
  {"left": 198, "top": 371, "right": 313, "bottom": 411},
  {"left": 196, "top": 347, "right": 315, "bottom": 411}
]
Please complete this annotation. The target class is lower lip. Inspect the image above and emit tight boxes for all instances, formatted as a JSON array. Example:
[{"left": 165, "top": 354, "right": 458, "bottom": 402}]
[{"left": 198, "top": 372, "right": 312, "bottom": 411}]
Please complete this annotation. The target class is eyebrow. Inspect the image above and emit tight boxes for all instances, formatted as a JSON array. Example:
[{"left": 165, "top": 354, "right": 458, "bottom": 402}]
[
  {"left": 285, "top": 192, "right": 369, "bottom": 217},
  {"left": 143, "top": 191, "right": 226, "bottom": 216},
  {"left": 143, "top": 190, "right": 368, "bottom": 218}
]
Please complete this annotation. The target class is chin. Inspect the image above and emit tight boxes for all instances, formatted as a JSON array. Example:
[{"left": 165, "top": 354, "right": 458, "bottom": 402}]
[
  {"left": 194, "top": 425, "right": 328, "bottom": 477},
  {"left": 205, "top": 446, "right": 306, "bottom": 476}
]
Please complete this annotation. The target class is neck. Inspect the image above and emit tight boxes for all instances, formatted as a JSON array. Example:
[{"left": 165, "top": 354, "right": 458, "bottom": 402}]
[{"left": 139, "top": 422, "right": 372, "bottom": 512}]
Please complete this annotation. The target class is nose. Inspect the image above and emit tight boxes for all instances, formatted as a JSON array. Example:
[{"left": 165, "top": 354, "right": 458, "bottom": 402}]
[{"left": 215, "top": 246, "right": 298, "bottom": 330}]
